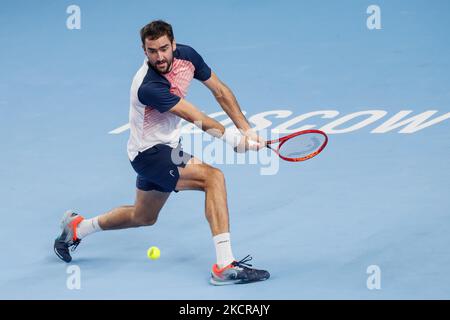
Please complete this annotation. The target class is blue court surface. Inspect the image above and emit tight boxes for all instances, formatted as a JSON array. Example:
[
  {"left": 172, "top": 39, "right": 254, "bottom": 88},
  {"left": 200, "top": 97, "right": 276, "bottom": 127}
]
[{"left": 1, "top": 0, "right": 449, "bottom": 299}]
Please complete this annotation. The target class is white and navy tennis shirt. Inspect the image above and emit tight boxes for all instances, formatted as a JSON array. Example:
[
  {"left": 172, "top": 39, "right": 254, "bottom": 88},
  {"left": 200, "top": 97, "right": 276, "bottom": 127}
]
[{"left": 127, "top": 44, "right": 212, "bottom": 161}]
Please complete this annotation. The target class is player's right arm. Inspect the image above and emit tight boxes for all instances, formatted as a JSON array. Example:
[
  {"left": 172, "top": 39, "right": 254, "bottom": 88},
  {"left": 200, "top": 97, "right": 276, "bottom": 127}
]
[
  {"left": 169, "top": 98, "right": 254, "bottom": 152},
  {"left": 169, "top": 98, "right": 225, "bottom": 139},
  {"left": 137, "top": 81, "right": 254, "bottom": 151}
]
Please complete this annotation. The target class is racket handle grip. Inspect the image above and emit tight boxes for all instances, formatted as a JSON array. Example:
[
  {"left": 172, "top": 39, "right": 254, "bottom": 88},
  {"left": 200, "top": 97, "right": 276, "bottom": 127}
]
[
  {"left": 233, "top": 139, "right": 260, "bottom": 153},
  {"left": 233, "top": 138, "right": 266, "bottom": 152},
  {"left": 249, "top": 139, "right": 269, "bottom": 148}
]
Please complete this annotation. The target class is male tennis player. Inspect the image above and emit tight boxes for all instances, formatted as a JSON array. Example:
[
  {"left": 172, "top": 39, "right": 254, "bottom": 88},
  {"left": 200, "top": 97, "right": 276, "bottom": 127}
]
[{"left": 54, "top": 20, "right": 270, "bottom": 285}]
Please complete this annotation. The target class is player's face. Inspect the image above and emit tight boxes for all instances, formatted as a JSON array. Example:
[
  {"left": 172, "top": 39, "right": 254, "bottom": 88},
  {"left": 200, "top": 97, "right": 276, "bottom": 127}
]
[{"left": 143, "top": 35, "right": 176, "bottom": 74}]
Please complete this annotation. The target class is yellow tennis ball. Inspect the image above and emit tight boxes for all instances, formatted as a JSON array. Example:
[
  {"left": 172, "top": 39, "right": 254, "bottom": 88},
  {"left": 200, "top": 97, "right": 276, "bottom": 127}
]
[{"left": 147, "top": 246, "right": 160, "bottom": 260}]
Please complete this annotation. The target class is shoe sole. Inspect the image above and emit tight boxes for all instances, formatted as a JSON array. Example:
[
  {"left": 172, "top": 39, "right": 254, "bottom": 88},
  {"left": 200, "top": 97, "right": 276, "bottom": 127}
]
[
  {"left": 210, "top": 277, "right": 243, "bottom": 286},
  {"left": 210, "top": 276, "right": 270, "bottom": 286},
  {"left": 53, "top": 245, "right": 71, "bottom": 263}
]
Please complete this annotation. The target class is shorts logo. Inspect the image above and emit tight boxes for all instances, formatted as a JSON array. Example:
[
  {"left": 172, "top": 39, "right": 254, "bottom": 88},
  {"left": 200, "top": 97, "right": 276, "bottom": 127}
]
[{"left": 169, "top": 170, "right": 175, "bottom": 177}]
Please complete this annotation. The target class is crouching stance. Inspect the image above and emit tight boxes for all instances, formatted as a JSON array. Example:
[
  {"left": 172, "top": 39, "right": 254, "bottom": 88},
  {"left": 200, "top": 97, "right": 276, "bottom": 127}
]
[{"left": 54, "top": 20, "right": 269, "bottom": 285}]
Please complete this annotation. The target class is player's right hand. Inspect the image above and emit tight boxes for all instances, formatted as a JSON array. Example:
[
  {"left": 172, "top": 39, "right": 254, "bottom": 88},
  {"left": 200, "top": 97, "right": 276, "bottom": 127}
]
[{"left": 234, "top": 133, "right": 265, "bottom": 153}]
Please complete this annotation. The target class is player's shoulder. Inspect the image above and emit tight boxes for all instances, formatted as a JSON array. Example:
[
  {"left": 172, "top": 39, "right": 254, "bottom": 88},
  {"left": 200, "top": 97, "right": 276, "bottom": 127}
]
[
  {"left": 174, "top": 43, "right": 204, "bottom": 61},
  {"left": 174, "top": 43, "right": 211, "bottom": 81}
]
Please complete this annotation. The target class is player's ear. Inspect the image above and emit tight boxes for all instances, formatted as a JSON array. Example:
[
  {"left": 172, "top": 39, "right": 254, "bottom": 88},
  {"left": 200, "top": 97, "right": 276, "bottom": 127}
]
[{"left": 172, "top": 39, "right": 176, "bottom": 51}]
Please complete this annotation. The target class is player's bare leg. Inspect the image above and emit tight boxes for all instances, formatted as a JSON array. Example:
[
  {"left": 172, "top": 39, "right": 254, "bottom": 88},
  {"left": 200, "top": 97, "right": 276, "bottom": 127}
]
[
  {"left": 54, "top": 189, "right": 170, "bottom": 262},
  {"left": 98, "top": 189, "right": 170, "bottom": 229},
  {"left": 176, "top": 157, "right": 270, "bottom": 285},
  {"left": 175, "top": 157, "right": 230, "bottom": 236}
]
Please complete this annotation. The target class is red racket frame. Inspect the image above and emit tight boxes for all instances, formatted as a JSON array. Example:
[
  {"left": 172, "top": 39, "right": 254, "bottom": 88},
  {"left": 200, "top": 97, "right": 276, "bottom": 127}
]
[{"left": 265, "top": 129, "right": 328, "bottom": 162}]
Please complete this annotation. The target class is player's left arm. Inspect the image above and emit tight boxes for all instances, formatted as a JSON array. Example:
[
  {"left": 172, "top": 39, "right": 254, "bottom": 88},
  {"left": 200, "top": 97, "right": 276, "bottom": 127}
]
[{"left": 202, "top": 72, "right": 263, "bottom": 146}]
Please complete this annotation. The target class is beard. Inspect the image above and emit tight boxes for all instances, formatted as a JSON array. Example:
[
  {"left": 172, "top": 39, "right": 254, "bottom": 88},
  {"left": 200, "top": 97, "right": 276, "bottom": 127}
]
[{"left": 152, "top": 58, "right": 173, "bottom": 74}]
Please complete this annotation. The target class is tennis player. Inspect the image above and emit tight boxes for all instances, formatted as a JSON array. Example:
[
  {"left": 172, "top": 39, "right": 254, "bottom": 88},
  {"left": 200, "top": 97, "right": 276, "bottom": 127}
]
[{"left": 54, "top": 20, "right": 270, "bottom": 285}]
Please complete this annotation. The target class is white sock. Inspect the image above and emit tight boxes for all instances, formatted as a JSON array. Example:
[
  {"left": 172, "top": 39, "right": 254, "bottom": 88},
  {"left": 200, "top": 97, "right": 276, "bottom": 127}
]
[
  {"left": 213, "top": 232, "right": 235, "bottom": 268},
  {"left": 77, "top": 217, "right": 102, "bottom": 239}
]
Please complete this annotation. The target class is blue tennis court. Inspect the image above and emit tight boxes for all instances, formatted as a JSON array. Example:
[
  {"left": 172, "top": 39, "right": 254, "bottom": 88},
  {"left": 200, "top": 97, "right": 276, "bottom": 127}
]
[{"left": 1, "top": 0, "right": 449, "bottom": 299}]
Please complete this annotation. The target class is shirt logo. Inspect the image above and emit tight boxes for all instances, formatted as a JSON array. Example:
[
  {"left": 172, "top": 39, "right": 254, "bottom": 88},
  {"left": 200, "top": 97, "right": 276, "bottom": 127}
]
[{"left": 169, "top": 170, "right": 175, "bottom": 177}]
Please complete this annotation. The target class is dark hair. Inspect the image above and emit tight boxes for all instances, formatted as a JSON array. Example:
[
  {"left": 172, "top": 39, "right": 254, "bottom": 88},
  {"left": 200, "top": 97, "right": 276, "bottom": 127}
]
[{"left": 140, "top": 20, "right": 174, "bottom": 45}]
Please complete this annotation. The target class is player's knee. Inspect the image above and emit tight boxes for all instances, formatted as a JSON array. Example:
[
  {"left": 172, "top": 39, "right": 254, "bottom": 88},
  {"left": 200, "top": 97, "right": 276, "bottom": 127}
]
[
  {"left": 213, "top": 168, "right": 225, "bottom": 182},
  {"left": 133, "top": 209, "right": 158, "bottom": 226},
  {"left": 140, "top": 216, "right": 158, "bottom": 226},
  {"left": 206, "top": 167, "right": 225, "bottom": 188}
]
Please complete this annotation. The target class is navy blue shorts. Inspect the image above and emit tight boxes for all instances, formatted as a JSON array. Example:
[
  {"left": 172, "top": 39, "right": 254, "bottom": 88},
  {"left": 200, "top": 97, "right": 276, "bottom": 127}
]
[{"left": 130, "top": 143, "right": 193, "bottom": 193}]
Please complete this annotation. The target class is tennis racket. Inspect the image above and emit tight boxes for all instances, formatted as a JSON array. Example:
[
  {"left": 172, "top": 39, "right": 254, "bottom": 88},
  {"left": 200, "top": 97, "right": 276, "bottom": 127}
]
[{"left": 249, "top": 129, "right": 328, "bottom": 162}]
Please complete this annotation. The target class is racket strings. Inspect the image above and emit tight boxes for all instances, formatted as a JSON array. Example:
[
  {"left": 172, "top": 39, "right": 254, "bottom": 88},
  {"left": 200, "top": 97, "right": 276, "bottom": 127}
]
[{"left": 278, "top": 133, "right": 326, "bottom": 160}]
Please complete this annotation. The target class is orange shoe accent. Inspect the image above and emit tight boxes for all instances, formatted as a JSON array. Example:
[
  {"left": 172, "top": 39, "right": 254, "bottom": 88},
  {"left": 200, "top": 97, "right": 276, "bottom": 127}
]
[
  {"left": 212, "top": 262, "right": 235, "bottom": 275},
  {"left": 69, "top": 216, "right": 84, "bottom": 241}
]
